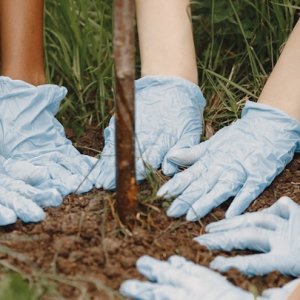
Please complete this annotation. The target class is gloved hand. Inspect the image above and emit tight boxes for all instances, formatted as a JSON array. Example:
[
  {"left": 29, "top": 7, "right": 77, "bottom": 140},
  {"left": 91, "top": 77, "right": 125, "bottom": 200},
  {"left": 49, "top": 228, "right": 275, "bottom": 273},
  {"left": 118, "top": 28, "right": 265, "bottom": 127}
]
[
  {"left": 195, "top": 196, "right": 300, "bottom": 276},
  {"left": 157, "top": 101, "right": 300, "bottom": 221},
  {"left": 120, "top": 255, "right": 300, "bottom": 300},
  {"left": 93, "top": 76, "right": 206, "bottom": 190},
  {"left": 259, "top": 280, "right": 300, "bottom": 300},
  {"left": 0, "top": 155, "right": 62, "bottom": 225},
  {"left": 0, "top": 76, "right": 97, "bottom": 195}
]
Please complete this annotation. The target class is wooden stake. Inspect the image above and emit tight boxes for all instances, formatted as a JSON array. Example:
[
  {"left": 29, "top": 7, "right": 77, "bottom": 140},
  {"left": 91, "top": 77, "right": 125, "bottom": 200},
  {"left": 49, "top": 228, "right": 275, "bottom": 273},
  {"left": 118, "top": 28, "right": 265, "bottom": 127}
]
[{"left": 113, "top": 0, "right": 137, "bottom": 224}]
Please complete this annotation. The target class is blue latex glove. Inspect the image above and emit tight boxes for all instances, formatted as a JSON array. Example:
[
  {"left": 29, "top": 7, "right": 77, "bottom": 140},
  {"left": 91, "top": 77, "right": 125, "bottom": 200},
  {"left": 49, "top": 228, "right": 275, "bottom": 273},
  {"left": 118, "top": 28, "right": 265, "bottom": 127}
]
[
  {"left": 0, "top": 155, "right": 62, "bottom": 225},
  {"left": 196, "top": 197, "right": 300, "bottom": 276},
  {"left": 259, "top": 279, "right": 300, "bottom": 300},
  {"left": 120, "top": 255, "right": 299, "bottom": 300},
  {"left": 158, "top": 101, "right": 300, "bottom": 221},
  {"left": 0, "top": 76, "right": 97, "bottom": 195},
  {"left": 93, "top": 76, "right": 206, "bottom": 190}
]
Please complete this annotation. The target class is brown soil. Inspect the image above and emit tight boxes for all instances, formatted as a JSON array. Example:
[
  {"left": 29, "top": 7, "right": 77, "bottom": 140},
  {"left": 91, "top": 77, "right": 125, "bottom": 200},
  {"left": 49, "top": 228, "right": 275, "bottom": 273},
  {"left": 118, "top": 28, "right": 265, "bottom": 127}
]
[{"left": 0, "top": 127, "right": 299, "bottom": 299}]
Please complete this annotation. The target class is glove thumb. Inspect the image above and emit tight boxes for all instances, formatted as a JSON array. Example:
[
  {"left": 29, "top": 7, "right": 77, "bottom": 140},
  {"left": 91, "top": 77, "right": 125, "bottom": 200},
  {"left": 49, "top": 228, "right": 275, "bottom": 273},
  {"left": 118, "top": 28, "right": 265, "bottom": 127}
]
[
  {"left": 162, "top": 133, "right": 200, "bottom": 175},
  {"left": 166, "top": 141, "right": 207, "bottom": 168}
]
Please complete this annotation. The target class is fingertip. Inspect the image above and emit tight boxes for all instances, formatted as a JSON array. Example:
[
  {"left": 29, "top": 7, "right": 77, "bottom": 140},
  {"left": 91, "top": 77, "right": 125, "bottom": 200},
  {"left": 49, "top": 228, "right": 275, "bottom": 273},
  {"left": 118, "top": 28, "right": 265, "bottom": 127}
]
[
  {"left": 58, "top": 85, "right": 68, "bottom": 98},
  {"left": 74, "top": 178, "right": 94, "bottom": 194},
  {"left": 33, "top": 188, "right": 63, "bottom": 207},
  {"left": 161, "top": 160, "right": 178, "bottom": 176},
  {"left": 0, "top": 208, "right": 17, "bottom": 226},
  {"left": 136, "top": 255, "right": 156, "bottom": 267},
  {"left": 102, "top": 177, "right": 116, "bottom": 191},
  {"left": 167, "top": 201, "right": 189, "bottom": 218},
  {"left": 209, "top": 256, "right": 227, "bottom": 271},
  {"left": 225, "top": 202, "right": 246, "bottom": 219},
  {"left": 119, "top": 280, "right": 141, "bottom": 298},
  {"left": 50, "top": 190, "right": 63, "bottom": 207},
  {"left": 167, "top": 148, "right": 194, "bottom": 166},
  {"left": 186, "top": 209, "right": 199, "bottom": 222},
  {"left": 157, "top": 182, "right": 172, "bottom": 198},
  {"left": 22, "top": 207, "right": 46, "bottom": 223}
]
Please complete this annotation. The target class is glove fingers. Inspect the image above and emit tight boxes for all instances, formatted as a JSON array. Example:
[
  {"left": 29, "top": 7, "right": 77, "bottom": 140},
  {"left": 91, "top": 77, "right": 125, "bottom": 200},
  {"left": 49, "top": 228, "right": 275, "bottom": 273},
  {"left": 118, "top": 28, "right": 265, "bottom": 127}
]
[
  {"left": 161, "top": 160, "right": 178, "bottom": 177},
  {"left": 94, "top": 155, "right": 116, "bottom": 190},
  {"left": 139, "top": 142, "right": 166, "bottom": 174},
  {"left": 3, "top": 159, "right": 51, "bottom": 186},
  {"left": 11, "top": 155, "right": 92, "bottom": 194},
  {"left": 137, "top": 133, "right": 171, "bottom": 177},
  {"left": 136, "top": 256, "right": 207, "bottom": 291},
  {"left": 0, "top": 187, "right": 45, "bottom": 223},
  {"left": 54, "top": 154, "right": 95, "bottom": 191},
  {"left": 206, "top": 212, "right": 286, "bottom": 233},
  {"left": 262, "top": 196, "right": 296, "bottom": 219},
  {"left": 80, "top": 155, "right": 99, "bottom": 182},
  {"left": 93, "top": 142, "right": 116, "bottom": 190},
  {"left": 225, "top": 184, "right": 264, "bottom": 218},
  {"left": 0, "top": 204, "right": 17, "bottom": 226},
  {"left": 135, "top": 256, "right": 248, "bottom": 299},
  {"left": 167, "top": 142, "right": 208, "bottom": 167},
  {"left": 157, "top": 159, "right": 208, "bottom": 199},
  {"left": 46, "top": 164, "right": 92, "bottom": 195},
  {"left": 120, "top": 280, "right": 186, "bottom": 300},
  {"left": 167, "top": 255, "right": 228, "bottom": 280},
  {"left": 0, "top": 174, "right": 62, "bottom": 207},
  {"left": 167, "top": 176, "right": 214, "bottom": 218},
  {"left": 225, "top": 180, "right": 266, "bottom": 218},
  {"left": 260, "top": 287, "right": 290, "bottom": 299},
  {"left": 29, "top": 188, "right": 63, "bottom": 207},
  {"left": 210, "top": 254, "right": 274, "bottom": 276},
  {"left": 186, "top": 176, "right": 242, "bottom": 221},
  {"left": 162, "top": 133, "right": 201, "bottom": 176},
  {"left": 58, "top": 153, "right": 94, "bottom": 176},
  {"left": 195, "top": 227, "right": 271, "bottom": 252}
]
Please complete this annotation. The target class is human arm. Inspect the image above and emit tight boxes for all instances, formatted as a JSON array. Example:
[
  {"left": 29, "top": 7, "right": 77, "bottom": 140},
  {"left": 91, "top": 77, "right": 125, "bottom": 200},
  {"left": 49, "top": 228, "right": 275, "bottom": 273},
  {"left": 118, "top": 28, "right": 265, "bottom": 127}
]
[
  {"left": 0, "top": 1, "right": 97, "bottom": 195},
  {"left": 135, "top": 0, "right": 198, "bottom": 84},
  {"left": 156, "top": 20, "right": 300, "bottom": 220},
  {"left": 94, "top": 0, "right": 206, "bottom": 189},
  {"left": 258, "top": 20, "right": 300, "bottom": 121}
]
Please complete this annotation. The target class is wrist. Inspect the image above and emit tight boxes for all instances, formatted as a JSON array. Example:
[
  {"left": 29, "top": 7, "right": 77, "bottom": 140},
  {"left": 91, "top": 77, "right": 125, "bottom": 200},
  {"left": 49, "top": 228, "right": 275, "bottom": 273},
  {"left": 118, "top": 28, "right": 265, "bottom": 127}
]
[
  {"left": 242, "top": 101, "right": 300, "bottom": 126},
  {"left": 258, "top": 98, "right": 300, "bottom": 122},
  {"left": 135, "top": 75, "right": 206, "bottom": 109}
]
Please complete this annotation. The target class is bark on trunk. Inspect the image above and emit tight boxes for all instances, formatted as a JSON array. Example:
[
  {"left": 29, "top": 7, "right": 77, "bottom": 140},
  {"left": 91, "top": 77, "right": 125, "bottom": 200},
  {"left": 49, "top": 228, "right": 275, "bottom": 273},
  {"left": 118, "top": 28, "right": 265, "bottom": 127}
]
[{"left": 113, "top": 0, "right": 137, "bottom": 224}]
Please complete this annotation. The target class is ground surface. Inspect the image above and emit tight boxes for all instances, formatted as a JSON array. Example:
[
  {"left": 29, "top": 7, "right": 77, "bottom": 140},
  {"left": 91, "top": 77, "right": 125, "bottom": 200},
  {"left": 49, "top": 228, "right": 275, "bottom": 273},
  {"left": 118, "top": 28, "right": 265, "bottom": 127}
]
[{"left": 0, "top": 127, "right": 299, "bottom": 299}]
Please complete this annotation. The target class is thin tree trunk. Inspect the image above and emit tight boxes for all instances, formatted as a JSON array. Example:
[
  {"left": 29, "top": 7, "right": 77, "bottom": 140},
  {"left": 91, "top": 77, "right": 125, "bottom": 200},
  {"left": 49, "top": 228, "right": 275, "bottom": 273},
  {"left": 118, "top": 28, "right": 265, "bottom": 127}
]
[{"left": 113, "top": 0, "right": 137, "bottom": 224}]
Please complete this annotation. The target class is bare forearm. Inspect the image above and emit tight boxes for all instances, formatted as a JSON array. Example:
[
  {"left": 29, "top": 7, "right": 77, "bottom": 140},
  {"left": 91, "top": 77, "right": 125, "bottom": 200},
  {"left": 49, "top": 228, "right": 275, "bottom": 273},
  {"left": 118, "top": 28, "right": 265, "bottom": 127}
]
[
  {"left": 0, "top": 0, "right": 46, "bottom": 85},
  {"left": 135, "top": 0, "right": 198, "bottom": 83},
  {"left": 258, "top": 20, "right": 300, "bottom": 121}
]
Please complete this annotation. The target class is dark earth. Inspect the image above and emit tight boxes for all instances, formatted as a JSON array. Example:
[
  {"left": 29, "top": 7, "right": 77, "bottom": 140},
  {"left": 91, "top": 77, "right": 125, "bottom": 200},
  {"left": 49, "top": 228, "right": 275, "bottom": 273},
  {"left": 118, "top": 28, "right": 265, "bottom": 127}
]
[{"left": 0, "top": 127, "right": 299, "bottom": 299}]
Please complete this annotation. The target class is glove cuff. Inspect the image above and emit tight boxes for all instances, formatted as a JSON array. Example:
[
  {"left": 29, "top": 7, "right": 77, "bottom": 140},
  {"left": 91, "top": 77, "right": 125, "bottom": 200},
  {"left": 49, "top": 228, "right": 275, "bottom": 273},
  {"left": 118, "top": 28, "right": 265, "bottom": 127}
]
[
  {"left": 0, "top": 76, "right": 67, "bottom": 115},
  {"left": 135, "top": 75, "right": 206, "bottom": 109},
  {"left": 242, "top": 101, "right": 300, "bottom": 152}
]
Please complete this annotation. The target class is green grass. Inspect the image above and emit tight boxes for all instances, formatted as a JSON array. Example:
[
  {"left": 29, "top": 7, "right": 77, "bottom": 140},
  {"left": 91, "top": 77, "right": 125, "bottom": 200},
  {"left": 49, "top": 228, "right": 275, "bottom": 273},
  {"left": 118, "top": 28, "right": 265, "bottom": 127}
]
[
  {"left": 192, "top": 0, "right": 298, "bottom": 133},
  {"left": 45, "top": 0, "right": 114, "bottom": 135},
  {"left": 44, "top": 0, "right": 299, "bottom": 137}
]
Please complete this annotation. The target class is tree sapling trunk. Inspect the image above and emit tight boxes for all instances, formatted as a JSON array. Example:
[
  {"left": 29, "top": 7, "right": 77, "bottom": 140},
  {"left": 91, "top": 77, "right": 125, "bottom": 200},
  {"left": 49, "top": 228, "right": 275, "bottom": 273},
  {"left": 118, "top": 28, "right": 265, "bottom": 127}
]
[{"left": 113, "top": 0, "right": 138, "bottom": 224}]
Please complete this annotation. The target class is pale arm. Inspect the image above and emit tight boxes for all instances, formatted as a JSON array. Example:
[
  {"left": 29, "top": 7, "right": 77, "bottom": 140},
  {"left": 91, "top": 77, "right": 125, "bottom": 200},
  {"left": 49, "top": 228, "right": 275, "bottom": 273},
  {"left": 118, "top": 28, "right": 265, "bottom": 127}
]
[
  {"left": 258, "top": 20, "right": 300, "bottom": 121},
  {"left": 135, "top": 0, "right": 198, "bottom": 84}
]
